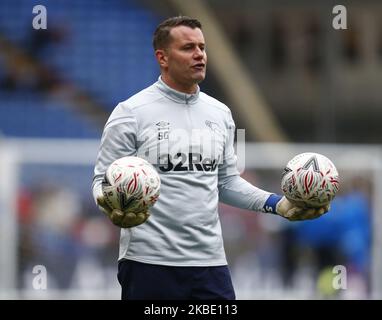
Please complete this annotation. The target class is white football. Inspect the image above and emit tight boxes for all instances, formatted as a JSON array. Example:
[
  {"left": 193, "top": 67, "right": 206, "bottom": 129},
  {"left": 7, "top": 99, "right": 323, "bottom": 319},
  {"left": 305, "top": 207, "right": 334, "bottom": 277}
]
[
  {"left": 102, "top": 156, "right": 161, "bottom": 213},
  {"left": 281, "top": 152, "right": 339, "bottom": 208}
]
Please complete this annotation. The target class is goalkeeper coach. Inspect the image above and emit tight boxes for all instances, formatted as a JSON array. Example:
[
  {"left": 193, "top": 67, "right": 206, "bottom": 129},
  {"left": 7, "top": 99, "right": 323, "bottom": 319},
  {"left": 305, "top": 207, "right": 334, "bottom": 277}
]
[{"left": 92, "top": 16, "right": 329, "bottom": 300}]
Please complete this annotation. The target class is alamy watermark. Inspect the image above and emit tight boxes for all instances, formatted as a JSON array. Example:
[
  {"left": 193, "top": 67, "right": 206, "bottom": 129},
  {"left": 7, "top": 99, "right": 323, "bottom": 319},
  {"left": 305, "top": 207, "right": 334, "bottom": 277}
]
[
  {"left": 332, "top": 265, "right": 347, "bottom": 290},
  {"left": 332, "top": 5, "right": 347, "bottom": 30},
  {"left": 32, "top": 265, "right": 47, "bottom": 290},
  {"left": 32, "top": 5, "right": 47, "bottom": 30}
]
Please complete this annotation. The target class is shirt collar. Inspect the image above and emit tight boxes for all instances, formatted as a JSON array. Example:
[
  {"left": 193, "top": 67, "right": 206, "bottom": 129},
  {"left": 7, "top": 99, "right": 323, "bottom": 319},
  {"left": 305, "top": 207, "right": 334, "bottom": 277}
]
[{"left": 155, "top": 76, "right": 200, "bottom": 104}]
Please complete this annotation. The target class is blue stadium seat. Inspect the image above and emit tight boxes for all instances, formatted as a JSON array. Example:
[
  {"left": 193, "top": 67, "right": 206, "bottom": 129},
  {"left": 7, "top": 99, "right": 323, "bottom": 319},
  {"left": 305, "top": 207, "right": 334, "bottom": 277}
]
[
  {"left": 0, "top": 0, "right": 162, "bottom": 138},
  {"left": 0, "top": 92, "right": 100, "bottom": 138}
]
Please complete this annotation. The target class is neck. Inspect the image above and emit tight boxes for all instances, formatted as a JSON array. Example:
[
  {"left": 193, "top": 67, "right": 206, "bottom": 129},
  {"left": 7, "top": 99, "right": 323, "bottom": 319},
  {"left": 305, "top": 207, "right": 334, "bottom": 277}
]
[{"left": 161, "top": 74, "right": 198, "bottom": 94}]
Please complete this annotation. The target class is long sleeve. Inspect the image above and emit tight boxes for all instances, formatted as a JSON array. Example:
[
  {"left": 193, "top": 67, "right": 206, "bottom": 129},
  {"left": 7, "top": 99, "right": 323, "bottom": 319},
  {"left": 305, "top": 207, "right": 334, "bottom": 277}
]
[
  {"left": 91, "top": 104, "right": 138, "bottom": 203},
  {"left": 218, "top": 112, "right": 272, "bottom": 212}
]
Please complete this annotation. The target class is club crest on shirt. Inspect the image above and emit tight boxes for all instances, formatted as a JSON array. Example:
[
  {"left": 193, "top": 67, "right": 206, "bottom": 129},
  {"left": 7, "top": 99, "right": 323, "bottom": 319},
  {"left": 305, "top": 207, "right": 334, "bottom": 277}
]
[
  {"left": 156, "top": 121, "right": 170, "bottom": 128},
  {"left": 205, "top": 120, "right": 221, "bottom": 134}
]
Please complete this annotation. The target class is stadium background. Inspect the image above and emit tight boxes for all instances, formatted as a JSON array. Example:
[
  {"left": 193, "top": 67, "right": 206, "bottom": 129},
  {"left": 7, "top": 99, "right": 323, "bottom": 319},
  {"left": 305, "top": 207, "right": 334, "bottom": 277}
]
[{"left": 0, "top": 0, "right": 380, "bottom": 299}]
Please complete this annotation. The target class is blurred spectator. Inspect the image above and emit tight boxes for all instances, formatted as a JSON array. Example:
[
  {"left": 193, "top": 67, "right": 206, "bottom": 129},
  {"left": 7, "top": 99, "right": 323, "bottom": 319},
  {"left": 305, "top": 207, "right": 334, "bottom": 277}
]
[
  {"left": 269, "top": 13, "right": 288, "bottom": 71},
  {"left": 341, "top": 22, "right": 361, "bottom": 64},
  {"left": 231, "top": 15, "right": 256, "bottom": 60},
  {"left": 26, "top": 184, "right": 82, "bottom": 289},
  {"left": 17, "top": 176, "right": 120, "bottom": 291},
  {"left": 26, "top": 25, "right": 67, "bottom": 59},
  {"left": 303, "top": 15, "right": 323, "bottom": 73}
]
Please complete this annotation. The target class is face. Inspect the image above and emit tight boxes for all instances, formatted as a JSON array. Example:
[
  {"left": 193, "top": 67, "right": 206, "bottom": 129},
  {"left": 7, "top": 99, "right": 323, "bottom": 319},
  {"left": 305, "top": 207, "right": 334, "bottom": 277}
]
[{"left": 156, "top": 26, "right": 207, "bottom": 93}]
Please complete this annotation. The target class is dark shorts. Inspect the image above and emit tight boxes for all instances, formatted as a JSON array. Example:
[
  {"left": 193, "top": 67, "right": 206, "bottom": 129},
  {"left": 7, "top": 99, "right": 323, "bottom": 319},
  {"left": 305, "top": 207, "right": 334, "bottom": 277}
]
[{"left": 117, "top": 259, "right": 236, "bottom": 300}]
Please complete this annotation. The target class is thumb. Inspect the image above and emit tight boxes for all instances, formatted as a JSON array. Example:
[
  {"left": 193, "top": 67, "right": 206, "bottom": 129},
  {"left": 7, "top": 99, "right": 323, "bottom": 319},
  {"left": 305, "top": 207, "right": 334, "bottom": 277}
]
[
  {"left": 284, "top": 206, "right": 304, "bottom": 219},
  {"left": 96, "top": 195, "right": 112, "bottom": 215},
  {"left": 276, "top": 196, "right": 293, "bottom": 216},
  {"left": 96, "top": 195, "right": 105, "bottom": 207}
]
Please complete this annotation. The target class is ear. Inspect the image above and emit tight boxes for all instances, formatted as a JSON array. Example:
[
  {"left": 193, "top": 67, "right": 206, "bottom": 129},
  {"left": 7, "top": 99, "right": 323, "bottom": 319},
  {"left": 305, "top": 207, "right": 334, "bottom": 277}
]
[{"left": 155, "top": 49, "right": 168, "bottom": 68}]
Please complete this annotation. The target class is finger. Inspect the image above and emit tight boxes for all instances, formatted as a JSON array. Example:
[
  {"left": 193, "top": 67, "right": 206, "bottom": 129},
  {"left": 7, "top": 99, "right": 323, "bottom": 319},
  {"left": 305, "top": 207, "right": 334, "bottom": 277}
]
[
  {"left": 138, "top": 211, "right": 151, "bottom": 220},
  {"left": 284, "top": 207, "right": 304, "bottom": 219},
  {"left": 317, "top": 207, "right": 325, "bottom": 215},
  {"left": 289, "top": 213, "right": 313, "bottom": 221},
  {"left": 132, "top": 212, "right": 146, "bottom": 226},
  {"left": 121, "top": 211, "right": 150, "bottom": 228},
  {"left": 110, "top": 209, "right": 125, "bottom": 225},
  {"left": 311, "top": 205, "right": 330, "bottom": 218},
  {"left": 97, "top": 196, "right": 113, "bottom": 213},
  {"left": 287, "top": 207, "right": 318, "bottom": 221},
  {"left": 96, "top": 196, "right": 107, "bottom": 209},
  {"left": 120, "top": 212, "right": 137, "bottom": 228},
  {"left": 124, "top": 212, "right": 136, "bottom": 221},
  {"left": 302, "top": 208, "right": 326, "bottom": 220}
]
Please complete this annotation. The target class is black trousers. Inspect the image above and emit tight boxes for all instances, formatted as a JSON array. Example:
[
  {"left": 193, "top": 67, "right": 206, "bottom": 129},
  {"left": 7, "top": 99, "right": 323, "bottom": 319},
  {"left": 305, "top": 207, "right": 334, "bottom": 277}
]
[{"left": 117, "top": 259, "right": 236, "bottom": 300}]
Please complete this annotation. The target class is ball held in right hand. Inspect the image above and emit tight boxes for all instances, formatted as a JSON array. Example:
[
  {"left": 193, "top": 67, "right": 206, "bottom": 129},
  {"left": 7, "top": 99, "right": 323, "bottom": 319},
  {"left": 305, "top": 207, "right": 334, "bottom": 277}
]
[{"left": 100, "top": 156, "right": 161, "bottom": 227}]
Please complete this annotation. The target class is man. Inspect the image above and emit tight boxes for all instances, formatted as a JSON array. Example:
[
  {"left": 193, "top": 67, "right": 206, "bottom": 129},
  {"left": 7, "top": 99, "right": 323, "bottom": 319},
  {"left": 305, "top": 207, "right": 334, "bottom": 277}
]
[{"left": 92, "top": 16, "right": 329, "bottom": 300}]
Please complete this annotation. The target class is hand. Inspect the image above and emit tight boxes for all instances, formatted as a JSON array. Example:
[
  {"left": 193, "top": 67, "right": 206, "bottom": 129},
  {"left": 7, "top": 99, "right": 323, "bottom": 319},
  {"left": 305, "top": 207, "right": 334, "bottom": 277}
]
[
  {"left": 96, "top": 195, "right": 150, "bottom": 228},
  {"left": 276, "top": 196, "right": 330, "bottom": 221}
]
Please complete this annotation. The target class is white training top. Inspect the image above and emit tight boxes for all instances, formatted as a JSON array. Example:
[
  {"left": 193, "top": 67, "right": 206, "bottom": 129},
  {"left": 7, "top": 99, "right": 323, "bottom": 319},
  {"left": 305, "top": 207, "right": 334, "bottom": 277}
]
[{"left": 92, "top": 77, "right": 273, "bottom": 266}]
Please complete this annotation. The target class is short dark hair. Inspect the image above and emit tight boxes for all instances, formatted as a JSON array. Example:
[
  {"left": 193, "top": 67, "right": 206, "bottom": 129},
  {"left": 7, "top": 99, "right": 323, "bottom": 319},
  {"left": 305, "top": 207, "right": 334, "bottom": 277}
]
[{"left": 153, "top": 16, "right": 202, "bottom": 50}]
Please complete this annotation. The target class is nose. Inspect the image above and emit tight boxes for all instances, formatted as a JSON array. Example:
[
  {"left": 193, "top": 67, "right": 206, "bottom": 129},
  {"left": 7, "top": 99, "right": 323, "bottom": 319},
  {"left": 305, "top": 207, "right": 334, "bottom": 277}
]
[{"left": 193, "top": 47, "right": 204, "bottom": 60}]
